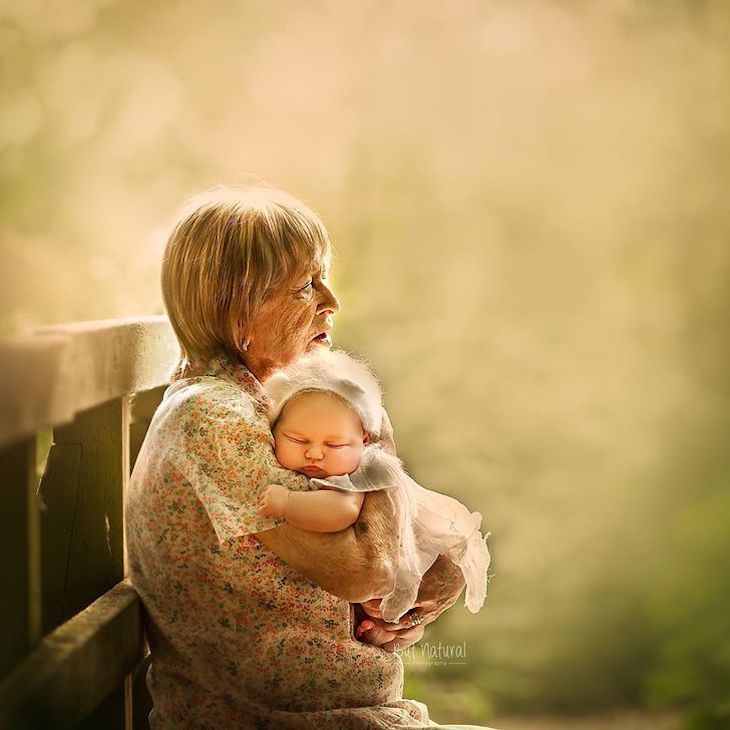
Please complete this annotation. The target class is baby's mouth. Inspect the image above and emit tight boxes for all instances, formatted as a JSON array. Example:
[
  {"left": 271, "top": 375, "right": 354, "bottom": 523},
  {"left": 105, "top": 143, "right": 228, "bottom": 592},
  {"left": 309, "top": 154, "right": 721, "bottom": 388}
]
[{"left": 300, "top": 464, "right": 326, "bottom": 477}]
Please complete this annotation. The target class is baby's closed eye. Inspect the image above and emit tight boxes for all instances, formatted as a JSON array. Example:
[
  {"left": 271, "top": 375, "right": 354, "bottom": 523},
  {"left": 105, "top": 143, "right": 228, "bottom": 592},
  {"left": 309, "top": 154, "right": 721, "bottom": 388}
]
[{"left": 286, "top": 435, "right": 308, "bottom": 444}]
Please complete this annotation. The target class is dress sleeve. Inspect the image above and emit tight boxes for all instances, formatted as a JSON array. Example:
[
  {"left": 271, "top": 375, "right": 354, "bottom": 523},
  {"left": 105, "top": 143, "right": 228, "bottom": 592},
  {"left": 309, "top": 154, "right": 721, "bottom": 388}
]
[{"left": 167, "top": 385, "right": 318, "bottom": 544}]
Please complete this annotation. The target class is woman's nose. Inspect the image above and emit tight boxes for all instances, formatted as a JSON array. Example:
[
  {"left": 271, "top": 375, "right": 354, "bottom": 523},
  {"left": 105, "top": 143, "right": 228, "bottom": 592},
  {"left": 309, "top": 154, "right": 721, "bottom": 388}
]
[{"left": 317, "top": 281, "right": 340, "bottom": 315}]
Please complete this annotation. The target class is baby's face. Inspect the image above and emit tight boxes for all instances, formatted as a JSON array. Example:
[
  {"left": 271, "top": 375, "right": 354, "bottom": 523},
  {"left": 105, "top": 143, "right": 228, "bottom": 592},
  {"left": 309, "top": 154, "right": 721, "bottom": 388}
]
[{"left": 273, "top": 391, "right": 367, "bottom": 478}]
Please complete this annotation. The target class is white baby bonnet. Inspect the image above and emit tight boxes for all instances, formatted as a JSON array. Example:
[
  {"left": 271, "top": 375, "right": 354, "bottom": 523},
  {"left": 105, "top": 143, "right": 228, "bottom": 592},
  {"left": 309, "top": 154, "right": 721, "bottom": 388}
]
[
  {"left": 264, "top": 349, "right": 491, "bottom": 622},
  {"left": 265, "top": 349, "right": 383, "bottom": 437}
]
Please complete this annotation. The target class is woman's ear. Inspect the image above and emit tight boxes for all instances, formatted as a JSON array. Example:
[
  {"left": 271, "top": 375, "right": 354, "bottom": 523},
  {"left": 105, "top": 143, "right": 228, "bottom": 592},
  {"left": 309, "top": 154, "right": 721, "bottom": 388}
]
[{"left": 237, "top": 320, "right": 250, "bottom": 351}]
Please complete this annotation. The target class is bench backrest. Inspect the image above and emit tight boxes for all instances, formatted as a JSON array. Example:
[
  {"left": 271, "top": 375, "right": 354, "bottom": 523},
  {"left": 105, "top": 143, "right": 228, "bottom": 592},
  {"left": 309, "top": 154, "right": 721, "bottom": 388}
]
[{"left": 0, "top": 316, "right": 178, "bottom": 729}]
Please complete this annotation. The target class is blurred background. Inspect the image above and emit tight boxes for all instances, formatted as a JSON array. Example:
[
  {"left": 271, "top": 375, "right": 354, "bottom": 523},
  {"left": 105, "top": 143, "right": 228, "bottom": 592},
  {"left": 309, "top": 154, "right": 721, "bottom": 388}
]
[{"left": 2, "top": 0, "right": 729, "bottom": 727}]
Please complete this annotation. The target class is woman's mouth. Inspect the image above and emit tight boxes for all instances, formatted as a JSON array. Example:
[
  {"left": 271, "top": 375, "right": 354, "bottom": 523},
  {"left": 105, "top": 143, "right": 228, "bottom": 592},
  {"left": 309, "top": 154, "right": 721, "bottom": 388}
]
[{"left": 310, "top": 332, "right": 332, "bottom": 347}]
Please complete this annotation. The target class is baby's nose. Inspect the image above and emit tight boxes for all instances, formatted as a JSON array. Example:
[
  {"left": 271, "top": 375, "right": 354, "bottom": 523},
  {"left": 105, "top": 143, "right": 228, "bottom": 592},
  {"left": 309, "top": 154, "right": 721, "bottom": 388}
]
[{"left": 305, "top": 445, "right": 324, "bottom": 460}]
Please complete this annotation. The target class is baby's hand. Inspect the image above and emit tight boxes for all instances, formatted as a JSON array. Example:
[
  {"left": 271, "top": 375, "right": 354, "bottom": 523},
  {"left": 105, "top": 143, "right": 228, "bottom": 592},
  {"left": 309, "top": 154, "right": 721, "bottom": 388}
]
[{"left": 256, "top": 484, "right": 289, "bottom": 518}]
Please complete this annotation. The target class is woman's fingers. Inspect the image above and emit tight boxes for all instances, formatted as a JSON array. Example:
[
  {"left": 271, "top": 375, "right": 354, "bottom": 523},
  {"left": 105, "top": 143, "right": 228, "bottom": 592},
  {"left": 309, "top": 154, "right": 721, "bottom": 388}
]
[
  {"left": 392, "top": 624, "right": 425, "bottom": 643},
  {"left": 359, "top": 601, "right": 428, "bottom": 632},
  {"left": 357, "top": 614, "right": 427, "bottom": 651},
  {"left": 359, "top": 601, "right": 425, "bottom": 629},
  {"left": 371, "top": 610, "right": 423, "bottom": 631},
  {"left": 382, "top": 624, "right": 425, "bottom": 653},
  {"left": 359, "top": 598, "right": 384, "bottom": 619},
  {"left": 359, "top": 613, "right": 421, "bottom": 636},
  {"left": 358, "top": 623, "right": 397, "bottom": 647},
  {"left": 393, "top": 610, "right": 426, "bottom": 630}
]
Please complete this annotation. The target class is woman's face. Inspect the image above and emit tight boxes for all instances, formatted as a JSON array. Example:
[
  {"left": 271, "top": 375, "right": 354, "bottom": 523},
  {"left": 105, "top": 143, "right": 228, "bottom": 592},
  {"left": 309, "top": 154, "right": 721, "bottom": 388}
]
[{"left": 244, "top": 263, "right": 340, "bottom": 381}]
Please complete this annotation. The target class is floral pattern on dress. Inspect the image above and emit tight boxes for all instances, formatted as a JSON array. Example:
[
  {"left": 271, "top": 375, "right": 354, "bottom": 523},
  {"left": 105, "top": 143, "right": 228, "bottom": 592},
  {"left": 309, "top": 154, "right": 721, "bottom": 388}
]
[{"left": 125, "top": 353, "right": 433, "bottom": 729}]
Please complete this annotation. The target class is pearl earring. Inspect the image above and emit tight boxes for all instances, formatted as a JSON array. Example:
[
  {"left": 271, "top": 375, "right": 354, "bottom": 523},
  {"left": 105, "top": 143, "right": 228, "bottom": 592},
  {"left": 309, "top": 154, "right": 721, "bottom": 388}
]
[{"left": 241, "top": 338, "right": 250, "bottom": 352}]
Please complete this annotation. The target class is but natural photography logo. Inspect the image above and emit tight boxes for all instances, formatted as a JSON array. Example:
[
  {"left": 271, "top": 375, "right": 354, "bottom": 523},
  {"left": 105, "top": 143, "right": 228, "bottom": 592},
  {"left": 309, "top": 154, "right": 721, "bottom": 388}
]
[{"left": 397, "top": 640, "right": 468, "bottom": 667}]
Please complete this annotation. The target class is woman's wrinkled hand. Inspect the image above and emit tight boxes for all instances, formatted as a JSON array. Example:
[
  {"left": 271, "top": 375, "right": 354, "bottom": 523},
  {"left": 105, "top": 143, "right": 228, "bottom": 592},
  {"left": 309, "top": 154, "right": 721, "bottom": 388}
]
[
  {"left": 354, "top": 602, "right": 427, "bottom": 653},
  {"left": 256, "top": 484, "right": 289, "bottom": 518},
  {"left": 359, "top": 598, "right": 387, "bottom": 619},
  {"left": 411, "top": 554, "right": 465, "bottom": 625},
  {"left": 359, "top": 554, "right": 465, "bottom": 628},
  {"left": 355, "top": 614, "right": 425, "bottom": 653}
]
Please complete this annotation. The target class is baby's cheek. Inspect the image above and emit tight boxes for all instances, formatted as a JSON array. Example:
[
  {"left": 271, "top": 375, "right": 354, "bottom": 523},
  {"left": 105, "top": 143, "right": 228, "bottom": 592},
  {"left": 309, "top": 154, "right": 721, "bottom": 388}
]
[
  {"left": 273, "top": 440, "right": 293, "bottom": 469},
  {"left": 343, "top": 447, "right": 364, "bottom": 473}
]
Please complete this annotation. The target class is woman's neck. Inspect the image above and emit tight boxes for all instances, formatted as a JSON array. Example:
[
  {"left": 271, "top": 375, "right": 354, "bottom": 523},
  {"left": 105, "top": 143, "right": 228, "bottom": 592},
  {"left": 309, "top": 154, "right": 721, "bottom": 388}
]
[{"left": 240, "top": 352, "right": 277, "bottom": 383}]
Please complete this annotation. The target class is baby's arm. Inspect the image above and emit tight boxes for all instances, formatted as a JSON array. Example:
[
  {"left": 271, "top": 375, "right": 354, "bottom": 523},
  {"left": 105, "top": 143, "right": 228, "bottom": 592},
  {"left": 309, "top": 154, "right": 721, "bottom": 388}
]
[{"left": 257, "top": 484, "right": 365, "bottom": 533}]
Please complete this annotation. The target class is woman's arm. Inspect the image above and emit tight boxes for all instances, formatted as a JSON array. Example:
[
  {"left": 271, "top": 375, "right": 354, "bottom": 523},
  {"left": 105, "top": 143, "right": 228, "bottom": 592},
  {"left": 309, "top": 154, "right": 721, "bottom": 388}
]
[
  {"left": 257, "top": 484, "right": 364, "bottom": 532},
  {"left": 359, "top": 555, "right": 466, "bottom": 620},
  {"left": 174, "top": 388, "right": 399, "bottom": 601}
]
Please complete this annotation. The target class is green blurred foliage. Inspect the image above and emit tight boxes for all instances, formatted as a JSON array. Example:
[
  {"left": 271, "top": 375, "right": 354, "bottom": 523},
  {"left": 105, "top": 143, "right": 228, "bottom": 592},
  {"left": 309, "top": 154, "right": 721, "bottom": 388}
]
[{"left": 2, "top": 1, "right": 729, "bottom": 726}]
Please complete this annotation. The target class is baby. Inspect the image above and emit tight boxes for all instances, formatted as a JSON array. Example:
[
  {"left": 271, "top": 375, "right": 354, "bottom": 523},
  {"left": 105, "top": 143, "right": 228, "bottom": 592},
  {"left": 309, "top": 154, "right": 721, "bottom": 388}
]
[{"left": 256, "top": 349, "right": 490, "bottom": 629}]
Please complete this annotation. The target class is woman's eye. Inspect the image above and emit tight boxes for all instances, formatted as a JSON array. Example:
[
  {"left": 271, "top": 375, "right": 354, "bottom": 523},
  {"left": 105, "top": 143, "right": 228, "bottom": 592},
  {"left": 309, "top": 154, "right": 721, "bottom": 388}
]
[{"left": 297, "top": 279, "right": 314, "bottom": 292}]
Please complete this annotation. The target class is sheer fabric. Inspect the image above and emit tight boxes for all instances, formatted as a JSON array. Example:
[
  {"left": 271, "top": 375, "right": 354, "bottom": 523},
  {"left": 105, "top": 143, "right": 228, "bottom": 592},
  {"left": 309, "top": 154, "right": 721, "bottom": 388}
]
[{"left": 314, "top": 445, "right": 490, "bottom": 623}]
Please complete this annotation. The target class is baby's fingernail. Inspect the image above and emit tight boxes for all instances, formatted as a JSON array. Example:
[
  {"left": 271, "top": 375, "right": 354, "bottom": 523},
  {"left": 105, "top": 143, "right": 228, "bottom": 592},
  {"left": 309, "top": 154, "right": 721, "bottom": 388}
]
[{"left": 361, "top": 620, "right": 374, "bottom": 630}]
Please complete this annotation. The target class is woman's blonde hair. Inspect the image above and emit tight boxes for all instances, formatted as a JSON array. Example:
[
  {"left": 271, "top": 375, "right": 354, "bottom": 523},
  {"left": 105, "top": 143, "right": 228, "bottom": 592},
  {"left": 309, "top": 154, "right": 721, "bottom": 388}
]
[{"left": 161, "top": 185, "right": 331, "bottom": 366}]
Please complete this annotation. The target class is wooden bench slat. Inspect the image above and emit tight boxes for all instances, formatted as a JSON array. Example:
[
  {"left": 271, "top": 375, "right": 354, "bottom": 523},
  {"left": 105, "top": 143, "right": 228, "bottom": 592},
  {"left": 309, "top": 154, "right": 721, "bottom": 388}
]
[
  {"left": 0, "top": 316, "right": 178, "bottom": 448},
  {"left": 0, "top": 581, "right": 145, "bottom": 730}
]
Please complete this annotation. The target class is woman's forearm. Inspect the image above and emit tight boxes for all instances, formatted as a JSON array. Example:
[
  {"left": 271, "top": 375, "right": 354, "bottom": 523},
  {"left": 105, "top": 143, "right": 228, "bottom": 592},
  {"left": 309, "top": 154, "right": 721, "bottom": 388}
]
[{"left": 253, "top": 488, "right": 400, "bottom": 603}]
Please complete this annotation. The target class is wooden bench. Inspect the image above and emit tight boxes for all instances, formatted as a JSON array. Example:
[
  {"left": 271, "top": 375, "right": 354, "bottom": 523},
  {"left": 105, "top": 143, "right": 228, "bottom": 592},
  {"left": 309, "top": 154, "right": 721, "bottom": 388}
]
[{"left": 0, "top": 317, "right": 179, "bottom": 729}]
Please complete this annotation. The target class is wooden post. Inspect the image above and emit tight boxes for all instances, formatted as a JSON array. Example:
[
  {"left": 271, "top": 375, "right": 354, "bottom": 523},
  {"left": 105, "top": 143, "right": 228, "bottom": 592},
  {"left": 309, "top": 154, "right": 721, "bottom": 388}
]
[
  {"left": 0, "top": 437, "right": 41, "bottom": 677},
  {"left": 38, "top": 397, "right": 130, "bottom": 728}
]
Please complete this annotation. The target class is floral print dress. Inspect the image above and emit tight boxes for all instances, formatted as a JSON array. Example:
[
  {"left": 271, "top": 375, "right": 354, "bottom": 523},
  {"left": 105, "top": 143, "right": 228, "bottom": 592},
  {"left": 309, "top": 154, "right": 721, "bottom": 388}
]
[{"left": 125, "top": 353, "right": 434, "bottom": 729}]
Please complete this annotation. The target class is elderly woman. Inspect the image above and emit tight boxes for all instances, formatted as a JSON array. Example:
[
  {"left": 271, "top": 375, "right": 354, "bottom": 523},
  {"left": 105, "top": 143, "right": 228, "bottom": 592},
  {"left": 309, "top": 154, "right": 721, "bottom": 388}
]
[{"left": 126, "top": 187, "right": 492, "bottom": 729}]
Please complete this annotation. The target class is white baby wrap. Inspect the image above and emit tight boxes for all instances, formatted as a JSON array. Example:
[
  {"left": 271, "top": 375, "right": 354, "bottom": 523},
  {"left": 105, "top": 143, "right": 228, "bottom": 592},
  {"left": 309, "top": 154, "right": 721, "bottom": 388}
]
[
  {"left": 265, "top": 349, "right": 491, "bottom": 623},
  {"left": 312, "top": 445, "right": 490, "bottom": 622}
]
